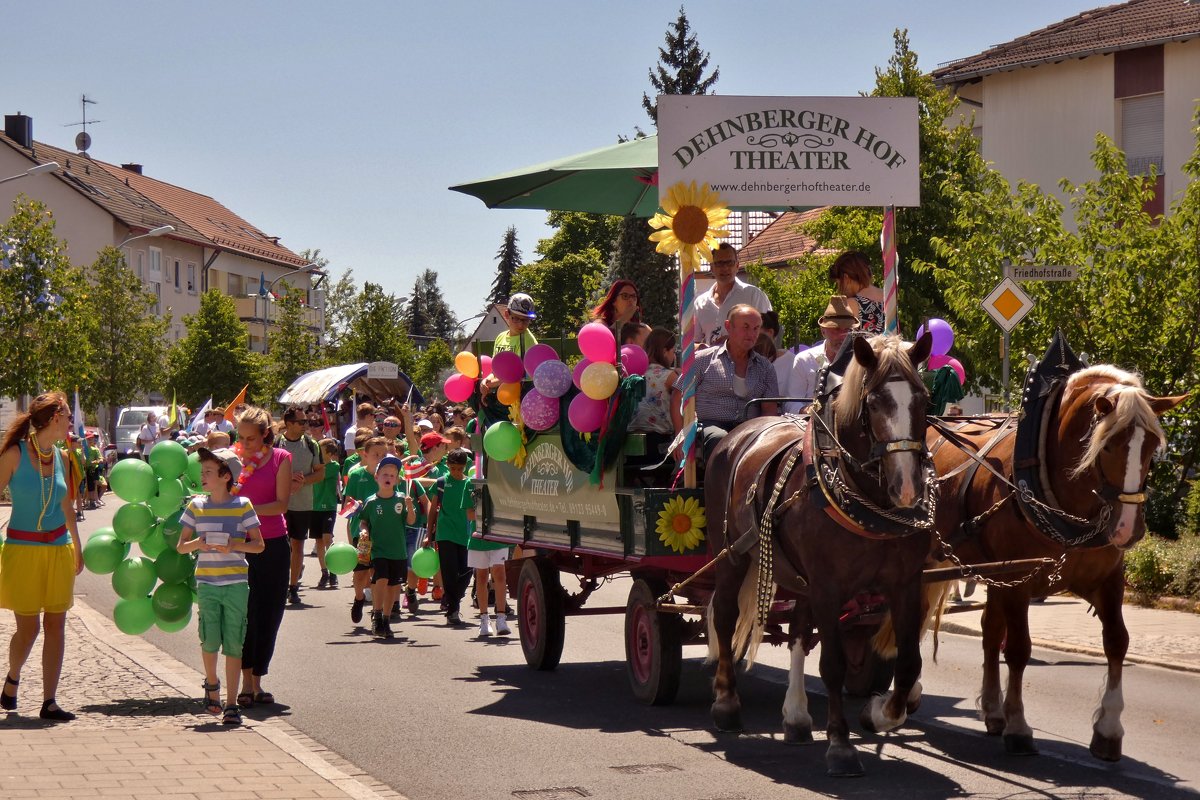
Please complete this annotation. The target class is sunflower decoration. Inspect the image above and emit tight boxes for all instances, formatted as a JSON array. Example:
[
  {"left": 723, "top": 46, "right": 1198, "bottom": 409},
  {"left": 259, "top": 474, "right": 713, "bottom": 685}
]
[
  {"left": 648, "top": 181, "right": 730, "bottom": 271},
  {"left": 656, "top": 495, "right": 706, "bottom": 554}
]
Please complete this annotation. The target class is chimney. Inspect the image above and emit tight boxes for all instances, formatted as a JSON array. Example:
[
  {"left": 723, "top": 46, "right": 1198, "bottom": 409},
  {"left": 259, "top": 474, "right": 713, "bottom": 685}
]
[
  {"left": 120, "top": 163, "right": 143, "bottom": 175},
  {"left": 4, "top": 113, "right": 32, "bottom": 149}
]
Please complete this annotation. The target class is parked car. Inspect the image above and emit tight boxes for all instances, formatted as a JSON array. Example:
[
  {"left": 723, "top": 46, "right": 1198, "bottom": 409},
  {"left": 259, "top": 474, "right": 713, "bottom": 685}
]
[{"left": 114, "top": 406, "right": 188, "bottom": 459}]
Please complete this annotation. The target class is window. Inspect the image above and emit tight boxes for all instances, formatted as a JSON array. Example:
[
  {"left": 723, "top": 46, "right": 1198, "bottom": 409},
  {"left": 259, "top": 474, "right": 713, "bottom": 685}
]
[
  {"left": 186, "top": 263, "right": 196, "bottom": 294},
  {"left": 134, "top": 250, "right": 145, "bottom": 281},
  {"left": 1115, "top": 45, "right": 1164, "bottom": 217},
  {"left": 247, "top": 277, "right": 260, "bottom": 296},
  {"left": 150, "top": 282, "right": 161, "bottom": 316},
  {"left": 148, "top": 247, "right": 162, "bottom": 284},
  {"left": 227, "top": 273, "right": 244, "bottom": 296},
  {"left": 173, "top": 259, "right": 182, "bottom": 292}
]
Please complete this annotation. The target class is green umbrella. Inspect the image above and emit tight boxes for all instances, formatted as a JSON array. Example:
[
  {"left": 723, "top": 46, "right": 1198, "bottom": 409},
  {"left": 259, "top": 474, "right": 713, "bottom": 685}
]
[{"left": 450, "top": 136, "right": 661, "bottom": 217}]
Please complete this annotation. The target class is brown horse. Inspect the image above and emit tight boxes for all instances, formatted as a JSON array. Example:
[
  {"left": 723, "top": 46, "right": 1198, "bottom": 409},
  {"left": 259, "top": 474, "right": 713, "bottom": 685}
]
[
  {"left": 928, "top": 363, "right": 1187, "bottom": 760},
  {"left": 705, "top": 333, "right": 933, "bottom": 777}
]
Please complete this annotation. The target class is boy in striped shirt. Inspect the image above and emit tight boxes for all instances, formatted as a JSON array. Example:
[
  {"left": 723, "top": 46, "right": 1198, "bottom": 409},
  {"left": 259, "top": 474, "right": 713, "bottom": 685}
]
[{"left": 177, "top": 447, "right": 265, "bottom": 725}]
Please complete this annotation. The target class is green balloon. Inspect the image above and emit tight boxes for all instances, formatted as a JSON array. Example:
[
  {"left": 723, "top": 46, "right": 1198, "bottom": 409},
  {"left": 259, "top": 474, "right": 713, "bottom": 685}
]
[
  {"left": 139, "top": 526, "right": 168, "bottom": 559},
  {"left": 410, "top": 546, "right": 440, "bottom": 580},
  {"left": 82, "top": 532, "right": 125, "bottom": 575},
  {"left": 113, "top": 503, "right": 156, "bottom": 543},
  {"left": 152, "top": 582, "right": 193, "bottom": 623},
  {"left": 149, "top": 440, "right": 189, "bottom": 480},
  {"left": 186, "top": 452, "right": 203, "bottom": 486},
  {"left": 148, "top": 485, "right": 185, "bottom": 519},
  {"left": 112, "top": 556, "right": 158, "bottom": 600},
  {"left": 484, "top": 421, "right": 521, "bottom": 461},
  {"left": 155, "top": 605, "right": 192, "bottom": 632},
  {"left": 113, "top": 596, "right": 155, "bottom": 635},
  {"left": 154, "top": 548, "right": 194, "bottom": 584},
  {"left": 325, "top": 542, "right": 359, "bottom": 575},
  {"left": 109, "top": 459, "right": 158, "bottom": 504},
  {"left": 161, "top": 528, "right": 182, "bottom": 552}
]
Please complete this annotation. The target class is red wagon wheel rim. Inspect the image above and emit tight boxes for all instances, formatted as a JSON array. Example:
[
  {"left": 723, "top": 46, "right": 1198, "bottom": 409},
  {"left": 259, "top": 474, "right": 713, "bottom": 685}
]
[
  {"left": 521, "top": 579, "right": 539, "bottom": 649},
  {"left": 628, "top": 603, "right": 653, "bottom": 685}
]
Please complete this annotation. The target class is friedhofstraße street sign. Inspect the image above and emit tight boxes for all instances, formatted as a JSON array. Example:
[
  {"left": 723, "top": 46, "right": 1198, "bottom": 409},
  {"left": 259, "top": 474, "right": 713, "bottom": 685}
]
[
  {"left": 1012, "top": 265, "right": 1078, "bottom": 281},
  {"left": 982, "top": 277, "right": 1035, "bottom": 332},
  {"left": 656, "top": 95, "right": 919, "bottom": 208}
]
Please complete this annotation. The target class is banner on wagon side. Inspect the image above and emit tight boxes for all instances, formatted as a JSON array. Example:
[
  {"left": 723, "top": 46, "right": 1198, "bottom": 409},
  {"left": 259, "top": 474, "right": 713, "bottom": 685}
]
[{"left": 657, "top": 95, "right": 920, "bottom": 208}]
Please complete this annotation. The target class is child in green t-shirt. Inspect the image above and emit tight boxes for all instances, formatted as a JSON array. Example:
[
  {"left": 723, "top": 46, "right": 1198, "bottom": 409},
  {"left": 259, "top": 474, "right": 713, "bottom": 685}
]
[
  {"left": 313, "top": 439, "right": 342, "bottom": 590},
  {"left": 360, "top": 455, "right": 416, "bottom": 639},
  {"left": 426, "top": 448, "right": 476, "bottom": 626},
  {"left": 344, "top": 435, "right": 386, "bottom": 626}
]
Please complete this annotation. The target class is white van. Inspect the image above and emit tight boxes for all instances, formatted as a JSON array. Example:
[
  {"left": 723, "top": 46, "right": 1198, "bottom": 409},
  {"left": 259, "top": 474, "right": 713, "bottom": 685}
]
[{"left": 114, "top": 406, "right": 186, "bottom": 458}]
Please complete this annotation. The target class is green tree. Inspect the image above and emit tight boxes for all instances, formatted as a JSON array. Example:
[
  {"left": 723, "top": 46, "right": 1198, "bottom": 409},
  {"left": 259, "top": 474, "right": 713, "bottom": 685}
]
[
  {"left": 412, "top": 338, "right": 454, "bottom": 399},
  {"left": 745, "top": 256, "right": 836, "bottom": 350},
  {"left": 640, "top": 6, "right": 720, "bottom": 127},
  {"left": 405, "top": 269, "right": 457, "bottom": 342},
  {"left": 322, "top": 266, "right": 357, "bottom": 362},
  {"left": 487, "top": 226, "right": 522, "bottom": 308},
  {"left": 262, "top": 285, "right": 321, "bottom": 409},
  {"left": 535, "top": 211, "right": 621, "bottom": 263},
  {"left": 84, "top": 246, "right": 171, "bottom": 438},
  {"left": 165, "top": 289, "right": 259, "bottom": 409},
  {"left": 0, "top": 197, "right": 92, "bottom": 401},
  {"left": 514, "top": 250, "right": 606, "bottom": 337},
  {"left": 340, "top": 281, "right": 416, "bottom": 373}
]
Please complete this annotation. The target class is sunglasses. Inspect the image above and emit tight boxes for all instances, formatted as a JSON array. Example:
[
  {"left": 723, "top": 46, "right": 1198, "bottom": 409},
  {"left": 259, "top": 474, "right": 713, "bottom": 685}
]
[
  {"left": 382, "top": 422, "right": 401, "bottom": 428},
  {"left": 307, "top": 420, "right": 322, "bottom": 427}
]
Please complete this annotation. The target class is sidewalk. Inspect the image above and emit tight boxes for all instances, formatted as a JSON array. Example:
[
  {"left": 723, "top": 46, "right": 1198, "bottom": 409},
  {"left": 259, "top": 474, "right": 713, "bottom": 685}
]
[
  {"left": 0, "top": 598, "right": 407, "bottom": 800},
  {"left": 939, "top": 587, "right": 1200, "bottom": 673}
]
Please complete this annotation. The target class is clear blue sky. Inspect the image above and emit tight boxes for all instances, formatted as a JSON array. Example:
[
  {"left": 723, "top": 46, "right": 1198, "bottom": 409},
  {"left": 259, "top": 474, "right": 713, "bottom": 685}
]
[{"left": 7, "top": 0, "right": 1096, "bottom": 324}]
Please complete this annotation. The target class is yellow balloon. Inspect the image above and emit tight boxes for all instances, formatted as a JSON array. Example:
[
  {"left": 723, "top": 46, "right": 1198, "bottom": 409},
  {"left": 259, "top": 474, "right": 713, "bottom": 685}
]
[
  {"left": 580, "top": 362, "right": 619, "bottom": 400},
  {"left": 455, "top": 351, "right": 480, "bottom": 379},
  {"left": 497, "top": 382, "right": 521, "bottom": 406}
]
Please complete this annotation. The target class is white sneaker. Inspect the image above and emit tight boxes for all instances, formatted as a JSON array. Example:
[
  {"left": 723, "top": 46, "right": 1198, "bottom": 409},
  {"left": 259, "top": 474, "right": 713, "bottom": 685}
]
[
  {"left": 479, "top": 615, "right": 492, "bottom": 637},
  {"left": 494, "top": 613, "right": 511, "bottom": 636}
]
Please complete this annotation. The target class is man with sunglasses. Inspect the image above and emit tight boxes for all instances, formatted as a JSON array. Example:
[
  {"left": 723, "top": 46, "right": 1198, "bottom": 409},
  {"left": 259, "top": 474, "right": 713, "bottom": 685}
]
[{"left": 280, "top": 407, "right": 325, "bottom": 604}]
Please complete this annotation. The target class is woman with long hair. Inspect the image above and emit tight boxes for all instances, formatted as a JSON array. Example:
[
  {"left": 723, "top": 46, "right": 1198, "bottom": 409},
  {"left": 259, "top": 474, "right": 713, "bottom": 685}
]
[
  {"left": 591, "top": 280, "right": 651, "bottom": 346},
  {"left": 231, "top": 406, "right": 294, "bottom": 708},
  {"left": 0, "top": 391, "right": 83, "bottom": 721},
  {"left": 828, "top": 251, "right": 885, "bottom": 335}
]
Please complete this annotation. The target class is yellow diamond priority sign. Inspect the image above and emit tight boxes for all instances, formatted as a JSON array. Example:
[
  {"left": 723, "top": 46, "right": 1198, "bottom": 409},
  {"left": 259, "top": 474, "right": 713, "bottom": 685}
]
[{"left": 982, "top": 277, "right": 1034, "bottom": 332}]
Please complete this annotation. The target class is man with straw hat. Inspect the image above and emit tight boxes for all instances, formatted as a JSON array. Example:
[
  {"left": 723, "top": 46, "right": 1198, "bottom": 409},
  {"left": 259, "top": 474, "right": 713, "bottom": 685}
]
[{"left": 779, "top": 296, "right": 861, "bottom": 413}]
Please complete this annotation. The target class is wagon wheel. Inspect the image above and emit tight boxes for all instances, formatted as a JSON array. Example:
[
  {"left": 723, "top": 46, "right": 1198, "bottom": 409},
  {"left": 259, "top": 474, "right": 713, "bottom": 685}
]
[
  {"left": 625, "top": 578, "right": 683, "bottom": 706},
  {"left": 517, "top": 558, "right": 565, "bottom": 671}
]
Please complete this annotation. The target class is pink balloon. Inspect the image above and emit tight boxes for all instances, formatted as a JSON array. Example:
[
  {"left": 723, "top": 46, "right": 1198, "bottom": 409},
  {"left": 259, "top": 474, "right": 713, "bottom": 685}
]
[
  {"left": 946, "top": 357, "right": 966, "bottom": 386},
  {"left": 443, "top": 373, "right": 474, "bottom": 403},
  {"left": 491, "top": 351, "right": 525, "bottom": 384},
  {"left": 568, "top": 393, "right": 607, "bottom": 433},
  {"left": 479, "top": 354, "right": 493, "bottom": 378},
  {"left": 619, "top": 344, "right": 649, "bottom": 376},
  {"left": 523, "top": 344, "right": 558, "bottom": 378},
  {"left": 520, "top": 389, "right": 560, "bottom": 431},
  {"left": 572, "top": 358, "right": 593, "bottom": 390},
  {"left": 927, "top": 354, "right": 951, "bottom": 370},
  {"left": 578, "top": 322, "right": 616, "bottom": 364}
]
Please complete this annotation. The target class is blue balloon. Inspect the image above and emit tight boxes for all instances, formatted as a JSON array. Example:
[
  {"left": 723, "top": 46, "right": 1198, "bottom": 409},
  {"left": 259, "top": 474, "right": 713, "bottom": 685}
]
[{"left": 532, "top": 359, "right": 573, "bottom": 399}]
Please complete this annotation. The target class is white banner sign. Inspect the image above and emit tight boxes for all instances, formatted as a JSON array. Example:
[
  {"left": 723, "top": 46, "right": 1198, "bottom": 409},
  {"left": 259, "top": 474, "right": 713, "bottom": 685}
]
[{"left": 657, "top": 95, "right": 920, "bottom": 208}]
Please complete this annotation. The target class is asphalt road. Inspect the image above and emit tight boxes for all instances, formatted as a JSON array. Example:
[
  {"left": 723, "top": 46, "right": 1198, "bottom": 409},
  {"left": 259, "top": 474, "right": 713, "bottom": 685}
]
[{"left": 72, "top": 502, "right": 1200, "bottom": 799}]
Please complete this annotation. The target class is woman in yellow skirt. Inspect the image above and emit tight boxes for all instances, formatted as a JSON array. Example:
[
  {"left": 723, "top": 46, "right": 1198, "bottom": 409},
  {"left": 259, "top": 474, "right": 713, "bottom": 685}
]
[{"left": 0, "top": 391, "right": 83, "bottom": 720}]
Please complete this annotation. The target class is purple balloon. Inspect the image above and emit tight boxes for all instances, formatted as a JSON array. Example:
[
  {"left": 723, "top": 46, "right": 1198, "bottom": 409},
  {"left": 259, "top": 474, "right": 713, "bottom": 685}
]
[
  {"left": 533, "top": 359, "right": 572, "bottom": 398},
  {"left": 568, "top": 393, "right": 607, "bottom": 433},
  {"left": 915, "top": 319, "right": 954, "bottom": 357},
  {"left": 572, "top": 358, "right": 593, "bottom": 390},
  {"left": 620, "top": 344, "right": 649, "bottom": 376},
  {"left": 523, "top": 344, "right": 558, "bottom": 379},
  {"left": 491, "top": 351, "right": 525, "bottom": 384},
  {"left": 520, "top": 389, "right": 560, "bottom": 431}
]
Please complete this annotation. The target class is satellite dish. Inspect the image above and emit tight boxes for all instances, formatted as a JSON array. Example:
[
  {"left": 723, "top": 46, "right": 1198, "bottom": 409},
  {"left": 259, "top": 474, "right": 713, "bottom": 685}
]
[{"left": 75, "top": 131, "right": 91, "bottom": 152}]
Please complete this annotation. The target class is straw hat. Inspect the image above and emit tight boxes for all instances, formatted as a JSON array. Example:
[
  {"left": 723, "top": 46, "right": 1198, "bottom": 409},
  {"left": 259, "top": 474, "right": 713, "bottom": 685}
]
[{"left": 818, "top": 296, "right": 862, "bottom": 330}]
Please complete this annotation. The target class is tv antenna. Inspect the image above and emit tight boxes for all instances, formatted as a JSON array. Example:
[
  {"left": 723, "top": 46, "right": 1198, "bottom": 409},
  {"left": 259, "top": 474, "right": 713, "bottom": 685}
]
[{"left": 63, "top": 94, "right": 102, "bottom": 152}]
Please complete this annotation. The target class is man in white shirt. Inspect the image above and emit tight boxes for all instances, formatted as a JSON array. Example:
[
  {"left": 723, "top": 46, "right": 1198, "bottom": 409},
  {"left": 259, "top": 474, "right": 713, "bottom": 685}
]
[
  {"left": 343, "top": 401, "right": 376, "bottom": 455},
  {"left": 694, "top": 243, "right": 772, "bottom": 349},
  {"left": 211, "top": 407, "right": 234, "bottom": 436},
  {"left": 781, "top": 296, "right": 861, "bottom": 413},
  {"left": 137, "top": 413, "right": 161, "bottom": 460}
]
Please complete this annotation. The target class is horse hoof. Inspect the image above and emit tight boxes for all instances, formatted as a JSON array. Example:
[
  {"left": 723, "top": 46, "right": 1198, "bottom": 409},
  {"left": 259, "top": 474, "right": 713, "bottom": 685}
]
[
  {"left": 1089, "top": 730, "right": 1123, "bottom": 762},
  {"left": 711, "top": 703, "right": 743, "bottom": 733},
  {"left": 1003, "top": 734, "right": 1039, "bottom": 756},
  {"left": 825, "top": 744, "right": 865, "bottom": 777},
  {"left": 783, "top": 723, "right": 814, "bottom": 745},
  {"left": 984, "top": 718, "right": 1005, "bottom": 736},
  {"left": 859, "top": 703, "right": 881, "bottom": 733}
]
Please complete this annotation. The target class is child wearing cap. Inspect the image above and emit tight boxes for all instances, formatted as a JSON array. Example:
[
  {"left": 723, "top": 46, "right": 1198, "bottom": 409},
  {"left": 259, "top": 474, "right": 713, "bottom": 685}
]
[
  {"left": 359, "top": 455, "right": 416, "bottom": 639},
  {"left": 481, "top": 294, "right": 539, "bottom": 397},
  {"left": 344, "top": 434, "right": 387, "bottom": 626},
  {"left": 177, "top": 447, "right": 265, "bottom": 725}
]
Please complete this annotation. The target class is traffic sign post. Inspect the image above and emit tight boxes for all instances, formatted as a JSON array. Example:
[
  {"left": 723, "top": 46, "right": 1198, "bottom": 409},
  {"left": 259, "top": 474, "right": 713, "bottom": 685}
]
[{"left": 983, "top": 272, "right": 1035, "bottom": 411}]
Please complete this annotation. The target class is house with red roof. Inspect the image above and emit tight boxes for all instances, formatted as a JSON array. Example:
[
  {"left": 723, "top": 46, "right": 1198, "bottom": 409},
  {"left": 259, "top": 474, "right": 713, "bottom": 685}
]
[
  {"left": 932, "top": 0, "right": 1200, "bottom": 217},
  {"left": 0, "top": 113, "right": 323, "bottom": 352}
]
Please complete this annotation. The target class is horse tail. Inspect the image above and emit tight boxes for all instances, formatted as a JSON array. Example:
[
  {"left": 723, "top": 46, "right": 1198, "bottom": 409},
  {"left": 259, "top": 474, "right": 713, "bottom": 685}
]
[
  {"left": 869, "top": 579, "right": 952, "bottom": 663},
  {"left": 704, "top": 558, "right": 768, "bottom": 668}
]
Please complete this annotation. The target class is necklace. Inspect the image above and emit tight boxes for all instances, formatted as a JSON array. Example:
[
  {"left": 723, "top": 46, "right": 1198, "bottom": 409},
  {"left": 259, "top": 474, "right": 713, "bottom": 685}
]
[
  {"left": 231, "top": 443, "right": 270, "bottom": 496},
  {"left": 30, "top": 431, "right": 55, "bottom": 463},
  {"left": 31, "top": 443, "right": 57, "bottom": 530}
]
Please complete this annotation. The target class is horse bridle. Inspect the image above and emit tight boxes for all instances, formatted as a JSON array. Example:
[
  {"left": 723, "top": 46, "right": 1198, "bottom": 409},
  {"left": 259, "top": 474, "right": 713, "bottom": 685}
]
[{"left": 856, "top": 375, "right": 931, "bottom": 473}]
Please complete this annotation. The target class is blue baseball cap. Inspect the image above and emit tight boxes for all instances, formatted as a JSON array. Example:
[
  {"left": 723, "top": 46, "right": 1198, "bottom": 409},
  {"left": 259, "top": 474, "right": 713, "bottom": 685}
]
[{"left": 376, "top": 455, "right": 404, "bottom": 474}]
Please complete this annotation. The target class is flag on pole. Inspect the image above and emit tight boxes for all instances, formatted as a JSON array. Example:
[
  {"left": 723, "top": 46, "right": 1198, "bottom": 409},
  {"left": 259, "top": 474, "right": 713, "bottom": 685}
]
[
  {"left": 168, "top": 389, "right": 178, "bottom": 427},
  {"left": 880, "top": 206, "right": 899, "bottom": 336},
  {"left": 73, "top": 388, "right": 86, "bottom": 441},
  {"left": 224, "top": 385, "right": 249, "bottom": 422},
  {"left": 258, "top": 271, "right": 268, "bottom": 297},
  {"left": 190, "top": 398, "right": 212, "bottom": 432}
]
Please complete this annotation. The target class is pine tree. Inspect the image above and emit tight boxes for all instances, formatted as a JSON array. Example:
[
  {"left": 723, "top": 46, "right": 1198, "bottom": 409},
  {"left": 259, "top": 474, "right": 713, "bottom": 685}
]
[
  {"left": 405, "top": 269, "right": 457, "bottom": 342},
  {"left": 641, "top": 6, "right": 720, "bottom": 127},
  {"left": 487, "top": 226, "right": 521, "bottom": 308}
]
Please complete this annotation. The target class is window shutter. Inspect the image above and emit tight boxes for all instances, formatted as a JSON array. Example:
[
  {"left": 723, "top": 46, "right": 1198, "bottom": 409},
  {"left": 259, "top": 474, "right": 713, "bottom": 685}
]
[{"left": 1120, "top": 94, "right": 1163, "bottom": 175}]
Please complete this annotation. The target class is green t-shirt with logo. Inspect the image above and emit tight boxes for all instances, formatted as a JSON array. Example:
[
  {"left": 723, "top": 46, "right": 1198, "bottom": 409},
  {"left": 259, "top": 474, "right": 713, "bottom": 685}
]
[
  {"left": 343, "top": 464, "right": 377, "bottom": 541},
  {"left": 361, "top": 490, "right": 412, "bottom": 560},
  {"left": 433, "top": 474, "right": 474, "bottom": 547},
  {"left": 313, "top": 460, "right": 340, "bottom": 512}
]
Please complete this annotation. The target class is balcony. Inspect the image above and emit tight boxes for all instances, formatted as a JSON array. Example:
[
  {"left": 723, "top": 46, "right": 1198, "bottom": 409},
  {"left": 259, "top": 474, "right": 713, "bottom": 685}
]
[{"left": 235, "top": 295, "right": 323, "bottom": 333}]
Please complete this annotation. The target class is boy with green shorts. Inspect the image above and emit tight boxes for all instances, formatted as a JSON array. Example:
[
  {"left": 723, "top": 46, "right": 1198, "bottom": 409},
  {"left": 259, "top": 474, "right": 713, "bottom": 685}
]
[
  {"left": 344, "top": 434, "right": 387, "bottom": 625},
  {"left": 177, "top": 447, "right": 265, "bottom": 725},
  {"left": 360, "top": 455, "right": 416, "bottom": 639}
]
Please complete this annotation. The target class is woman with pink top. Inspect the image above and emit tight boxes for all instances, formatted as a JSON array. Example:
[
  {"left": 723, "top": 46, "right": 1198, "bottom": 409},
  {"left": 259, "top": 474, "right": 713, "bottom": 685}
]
[{"left": 232, "top": 406, "right": 293, "bottom": 708}]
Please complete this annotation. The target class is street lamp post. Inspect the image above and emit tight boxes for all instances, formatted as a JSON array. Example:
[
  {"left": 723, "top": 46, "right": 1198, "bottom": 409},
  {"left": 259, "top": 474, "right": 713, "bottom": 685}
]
[
  {"left": 0, "top": 161, "right": 60, "bottom": 185},
  {"left": 261, "top": 262, "right": 321, "bottom": 354},
  {"left": 117, "top": 224, "right": 175, "bottom": 249}
]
